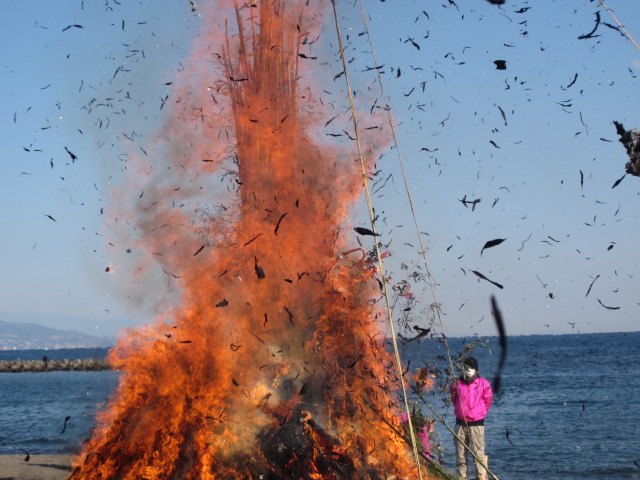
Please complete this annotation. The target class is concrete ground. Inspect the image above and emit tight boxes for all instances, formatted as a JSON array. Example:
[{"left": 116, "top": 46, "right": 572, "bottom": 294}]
[{"left": 0, "top": 454, "right": 71, "bottom": 480}]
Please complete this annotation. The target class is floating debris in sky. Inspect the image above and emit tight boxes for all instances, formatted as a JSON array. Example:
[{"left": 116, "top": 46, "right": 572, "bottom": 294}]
[{"left": 493, "top": 60, "right": 507, "bottom": 70}]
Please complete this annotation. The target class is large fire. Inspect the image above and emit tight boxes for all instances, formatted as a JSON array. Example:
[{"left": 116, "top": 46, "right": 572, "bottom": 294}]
[{"left": 71, "top": 1, "right": 426, "bottom": 478}]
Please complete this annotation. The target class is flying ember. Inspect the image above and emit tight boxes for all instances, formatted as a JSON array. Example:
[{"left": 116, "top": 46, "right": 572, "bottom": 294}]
[{"left": 70, "top": 1, "right": 424, "bottom": 479}]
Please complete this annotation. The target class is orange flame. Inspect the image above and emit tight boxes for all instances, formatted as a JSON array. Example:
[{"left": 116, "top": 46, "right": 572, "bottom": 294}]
[
  {"left": 412, "top": 367, "right": 436, "bottom": 392},
  {"left": 71, "top": 1, "right": 430, "bottom": 479}
]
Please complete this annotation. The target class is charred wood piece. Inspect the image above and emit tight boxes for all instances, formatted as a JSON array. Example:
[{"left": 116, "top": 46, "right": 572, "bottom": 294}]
[{"left": 614, "top": 121, "right": 640, "bottom": 176}]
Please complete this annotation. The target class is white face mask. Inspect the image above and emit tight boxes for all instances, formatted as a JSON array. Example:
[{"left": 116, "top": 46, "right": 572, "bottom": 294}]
[{"left": 463, "top": 367, "right": 476, "bottom": 379}]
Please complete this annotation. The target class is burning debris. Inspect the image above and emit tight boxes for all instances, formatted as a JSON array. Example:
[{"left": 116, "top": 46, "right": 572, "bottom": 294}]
[
  {"left": 243, "top": 409, "right": 359, "bottom": 479},
  {"left": 613, "top": 121, "right": 640, "bottom": 176},
  {"left": 69, "top": 1, "right": 425, "bottom": 479}
]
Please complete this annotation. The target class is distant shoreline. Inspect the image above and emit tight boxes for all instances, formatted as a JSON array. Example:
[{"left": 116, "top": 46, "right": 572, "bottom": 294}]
[{"left": 0, "top": 358, "right": 110, "bottom": 373}]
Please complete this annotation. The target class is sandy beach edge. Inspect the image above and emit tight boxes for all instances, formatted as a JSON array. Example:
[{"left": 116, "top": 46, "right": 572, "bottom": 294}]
[{"left": 0, "top": 454, "right": 72, "bottom": 480}]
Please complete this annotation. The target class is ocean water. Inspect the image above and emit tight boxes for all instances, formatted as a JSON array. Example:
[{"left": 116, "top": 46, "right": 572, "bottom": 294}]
[
  {"left": 0, "top": 348, "right": 111, "bottom": 363},
  {"left": 0, "top": 370, "right": 120, "bottom": 456},
  {"left": 408, "top": 332, "right": 640, "bottom": 480},
  {"left": 0, "top": 334, "right": 638, "bottom": 479}
]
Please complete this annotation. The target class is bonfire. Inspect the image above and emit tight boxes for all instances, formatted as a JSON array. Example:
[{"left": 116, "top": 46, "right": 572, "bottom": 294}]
[{"left": 70, "top": 1, "right": 430, "bottom": 479}]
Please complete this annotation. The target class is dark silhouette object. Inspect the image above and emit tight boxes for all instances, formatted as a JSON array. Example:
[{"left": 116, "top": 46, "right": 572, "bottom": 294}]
[
  {"left": 493, "top": 60, "right": 507, "bottom": 70},
  {"left": 613, "top": 121, "right": 640, "bottom": 176}
]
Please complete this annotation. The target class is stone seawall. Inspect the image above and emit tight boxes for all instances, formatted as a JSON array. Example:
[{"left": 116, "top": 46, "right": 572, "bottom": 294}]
[{"left": 0, "top": 358, "right": 111, "bottom": 372}]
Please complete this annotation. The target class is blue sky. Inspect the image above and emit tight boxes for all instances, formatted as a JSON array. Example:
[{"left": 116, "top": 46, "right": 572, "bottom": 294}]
[{"left": 1, "top": 0, "right": 639, "bottom": 338}]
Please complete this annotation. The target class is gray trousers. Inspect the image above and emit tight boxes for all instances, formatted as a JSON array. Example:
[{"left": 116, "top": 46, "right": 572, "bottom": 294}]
[{"left": 454, "top": 424, "right": 486, "bottom": 480}]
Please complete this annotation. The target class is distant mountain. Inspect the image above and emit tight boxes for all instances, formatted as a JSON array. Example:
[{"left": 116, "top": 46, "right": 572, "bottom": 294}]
[
  {"left": 0, "top": 311, "right": 139, "bottom": 337},
  {"left": 0, "top": 320, "right": 115, "bottom": 350}
]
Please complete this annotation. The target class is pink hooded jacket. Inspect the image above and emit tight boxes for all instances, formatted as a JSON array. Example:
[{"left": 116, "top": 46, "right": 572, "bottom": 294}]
[{"left": 450, "top": 376, "right": 493, "bottom": 422}]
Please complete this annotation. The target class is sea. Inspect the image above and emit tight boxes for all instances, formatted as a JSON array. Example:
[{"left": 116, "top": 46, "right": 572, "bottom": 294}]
[{"left": 0, "top": 334, "right": 638, "bottom": 480}]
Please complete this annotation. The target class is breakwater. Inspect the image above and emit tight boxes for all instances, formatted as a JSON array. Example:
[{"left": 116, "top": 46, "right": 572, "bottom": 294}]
[{"left": 0, "top": 358, "right": 110, "bottom": 372}]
